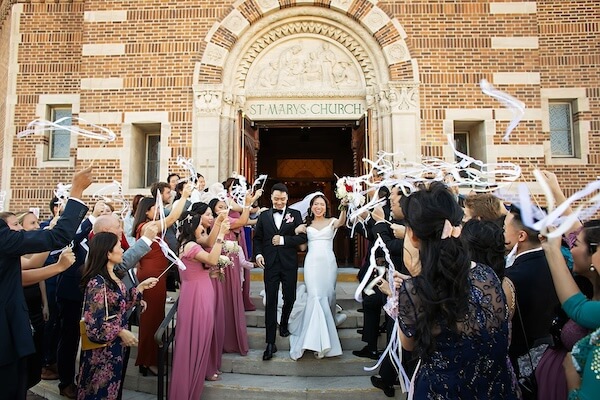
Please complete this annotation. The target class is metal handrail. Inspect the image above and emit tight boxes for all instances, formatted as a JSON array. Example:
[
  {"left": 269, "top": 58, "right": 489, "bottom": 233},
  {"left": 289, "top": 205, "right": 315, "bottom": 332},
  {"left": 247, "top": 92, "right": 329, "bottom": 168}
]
[{"left": 154, "top": 297, "right": 179, "bottom": 400}]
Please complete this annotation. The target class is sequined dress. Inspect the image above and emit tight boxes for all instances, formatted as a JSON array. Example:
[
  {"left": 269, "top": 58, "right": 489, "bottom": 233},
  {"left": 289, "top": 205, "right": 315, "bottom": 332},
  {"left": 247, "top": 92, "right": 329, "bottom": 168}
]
[{"left": 398, "top": 263, "right": 521, "bottom": 399}]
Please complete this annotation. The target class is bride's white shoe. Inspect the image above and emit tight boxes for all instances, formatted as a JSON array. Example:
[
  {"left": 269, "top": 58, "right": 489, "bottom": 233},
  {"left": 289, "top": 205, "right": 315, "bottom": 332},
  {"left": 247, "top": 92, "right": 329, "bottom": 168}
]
[{"left": 334, "top": 313, "right": 347, "bottom": 327}]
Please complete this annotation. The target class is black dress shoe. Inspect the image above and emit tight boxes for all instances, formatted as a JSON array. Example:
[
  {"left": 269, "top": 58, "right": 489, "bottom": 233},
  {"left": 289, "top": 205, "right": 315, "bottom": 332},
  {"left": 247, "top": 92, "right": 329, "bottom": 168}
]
[
  {"left": 371, "top": 375, "right": 395, "bottom": 397},
  {"left": 352, "top": 346, "right": 381, "bottom": 360},
  {"left": 279, "top": 326, "right": 290, "bottom": 337},
  {"left": 262, "top": 343, "right": 278, "bottom": 360}
]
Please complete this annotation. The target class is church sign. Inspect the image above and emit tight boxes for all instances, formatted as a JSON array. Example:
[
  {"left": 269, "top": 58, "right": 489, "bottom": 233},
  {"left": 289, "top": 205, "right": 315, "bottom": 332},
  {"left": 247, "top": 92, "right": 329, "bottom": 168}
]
[{"left": 245, "top": 99, "right": 365, "bottom": 120}]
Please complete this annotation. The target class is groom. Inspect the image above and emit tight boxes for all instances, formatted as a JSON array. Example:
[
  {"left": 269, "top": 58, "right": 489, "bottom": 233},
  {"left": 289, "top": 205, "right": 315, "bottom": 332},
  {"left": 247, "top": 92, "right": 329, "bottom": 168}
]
[{"left": 254, "top": 183, "right": 307, "bottom": 360}]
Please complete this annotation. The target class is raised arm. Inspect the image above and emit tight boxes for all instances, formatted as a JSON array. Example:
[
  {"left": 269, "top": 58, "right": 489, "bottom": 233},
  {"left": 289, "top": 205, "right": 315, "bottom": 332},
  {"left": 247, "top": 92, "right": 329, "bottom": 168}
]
[
  {"left": 541, "top": 233, "right": 600, "bottom": 329},
  {"left": 163, "top": 183, "right": 192, "bottom": 228},
  {"left": 22, "top": 248, "right": 75, "bottom": 286}
]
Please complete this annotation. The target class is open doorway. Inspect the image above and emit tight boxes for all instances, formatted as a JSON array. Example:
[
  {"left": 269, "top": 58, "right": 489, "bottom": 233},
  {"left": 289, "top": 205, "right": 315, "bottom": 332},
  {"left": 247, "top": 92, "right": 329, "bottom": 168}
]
[{"left": 256, "top": 123, "right": 355, "bottom": 266}]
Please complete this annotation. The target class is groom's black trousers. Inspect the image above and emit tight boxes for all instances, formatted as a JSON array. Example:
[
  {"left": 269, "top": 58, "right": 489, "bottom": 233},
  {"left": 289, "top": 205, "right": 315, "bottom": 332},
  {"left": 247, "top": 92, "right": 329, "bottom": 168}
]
[{"left": 264, "top": 264, "right": 297, "bottom": 344}]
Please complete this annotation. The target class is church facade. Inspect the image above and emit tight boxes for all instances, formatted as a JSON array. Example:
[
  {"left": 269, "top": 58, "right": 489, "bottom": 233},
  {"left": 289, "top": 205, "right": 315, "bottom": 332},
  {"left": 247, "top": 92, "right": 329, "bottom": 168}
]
[{"left": 0, "top": 0, "right": 598, "bottom": 214}]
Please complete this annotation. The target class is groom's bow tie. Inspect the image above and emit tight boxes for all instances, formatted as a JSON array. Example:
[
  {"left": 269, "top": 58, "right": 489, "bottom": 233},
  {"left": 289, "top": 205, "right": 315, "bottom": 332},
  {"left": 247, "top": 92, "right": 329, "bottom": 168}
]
[{"left": 273, "top": 209, "right": 284, "bottom": 214}]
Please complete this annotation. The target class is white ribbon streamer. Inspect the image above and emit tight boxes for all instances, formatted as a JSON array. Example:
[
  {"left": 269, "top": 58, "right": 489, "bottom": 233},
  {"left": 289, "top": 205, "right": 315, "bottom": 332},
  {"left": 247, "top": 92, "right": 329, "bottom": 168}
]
[
  {"left": 18, "top": 117, "right": 116, "bottom": 142},
  {"left": 252, "top": 174, "right": 268, "bottom": 191},
  {"left": 92, "top": 181, "right": 130, "bottom": 219},
  {"left": 480, "top": 79, "right": 525, "bottom": 142},
  {"left": 176, "top": 156, "right": 198, "bottom": 184},
  {"left": 152, "top": 191, "right": 186, "bottom": 273}
]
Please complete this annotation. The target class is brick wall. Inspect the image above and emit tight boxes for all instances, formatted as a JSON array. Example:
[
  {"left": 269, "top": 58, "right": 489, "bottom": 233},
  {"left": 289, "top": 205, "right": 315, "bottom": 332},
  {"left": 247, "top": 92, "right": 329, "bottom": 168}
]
[{"left": 1, "top": 0, "right": 599, "bottom": 217}]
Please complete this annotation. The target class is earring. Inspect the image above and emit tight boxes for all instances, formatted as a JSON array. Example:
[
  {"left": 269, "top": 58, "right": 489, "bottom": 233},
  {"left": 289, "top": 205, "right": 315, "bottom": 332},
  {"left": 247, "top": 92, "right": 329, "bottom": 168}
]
[{"left": 590, "top": 264, "right": 596, "bottom": 272}]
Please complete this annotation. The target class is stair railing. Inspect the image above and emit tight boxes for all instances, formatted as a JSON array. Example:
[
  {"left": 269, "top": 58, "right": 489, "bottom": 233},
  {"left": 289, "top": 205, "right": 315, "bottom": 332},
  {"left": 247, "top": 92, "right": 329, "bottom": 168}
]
[{"left": 154, "top": 298, "right": 179, "bottom": 400}]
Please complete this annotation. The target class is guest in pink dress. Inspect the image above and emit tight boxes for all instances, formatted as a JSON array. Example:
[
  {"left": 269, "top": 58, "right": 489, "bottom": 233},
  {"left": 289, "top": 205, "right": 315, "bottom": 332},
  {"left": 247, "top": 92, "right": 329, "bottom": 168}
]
[
  {"left": 169, "top": 209, "right": 230, "bottom": 399},
  {"left": 194, "top": 202, "right": 227, "bottom": 375},
  {"left": 209, "top": 198, "right": 251, "bottom": 355}
]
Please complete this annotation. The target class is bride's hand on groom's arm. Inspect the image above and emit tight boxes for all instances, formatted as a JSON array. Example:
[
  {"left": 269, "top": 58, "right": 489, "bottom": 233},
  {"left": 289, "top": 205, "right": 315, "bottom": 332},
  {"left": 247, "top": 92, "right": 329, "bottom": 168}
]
[{"left": 295, "top": 224, "right": 306, "bottom": 234}]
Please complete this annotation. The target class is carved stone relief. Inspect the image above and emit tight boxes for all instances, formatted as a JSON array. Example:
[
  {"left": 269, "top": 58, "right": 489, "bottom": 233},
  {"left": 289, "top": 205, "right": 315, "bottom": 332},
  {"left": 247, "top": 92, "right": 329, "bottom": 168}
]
[
  {"left": 247, "top": 38, "right": 362, "bottom": 93},
  {"left": 388, "top": 83, "right": 419, "bottom": 111},
  {"left": 235, "top": 21, "right": 377, "bottom": 92},
  {"left": 195, "top": 89, "right": 223, "bottom": 115}
]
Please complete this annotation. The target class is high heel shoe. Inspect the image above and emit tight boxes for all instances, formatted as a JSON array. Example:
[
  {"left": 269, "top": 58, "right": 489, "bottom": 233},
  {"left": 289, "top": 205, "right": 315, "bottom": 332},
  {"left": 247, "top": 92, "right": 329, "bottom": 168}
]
[{"left": 139, "top": 366, "right": 158, "bottom": 376}]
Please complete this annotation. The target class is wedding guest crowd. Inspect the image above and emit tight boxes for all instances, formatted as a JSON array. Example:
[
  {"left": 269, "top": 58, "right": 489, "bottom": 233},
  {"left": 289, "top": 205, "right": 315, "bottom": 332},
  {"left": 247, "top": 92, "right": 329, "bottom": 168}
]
[{"left": 4, "top": 161, "right": 600, "bottom": 400}]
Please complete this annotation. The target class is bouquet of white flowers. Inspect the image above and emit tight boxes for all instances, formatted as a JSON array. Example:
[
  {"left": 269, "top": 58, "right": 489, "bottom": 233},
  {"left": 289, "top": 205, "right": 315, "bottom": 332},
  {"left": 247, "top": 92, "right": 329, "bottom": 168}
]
[
  {"left": 222, "top": 240, "right": 240, "bottom": 256},
  {"left": 335, "top": 176, "right": 365, "bottom": 211},
  {"left": 210, "top": 255, "right": 233, "bottom": 282}
]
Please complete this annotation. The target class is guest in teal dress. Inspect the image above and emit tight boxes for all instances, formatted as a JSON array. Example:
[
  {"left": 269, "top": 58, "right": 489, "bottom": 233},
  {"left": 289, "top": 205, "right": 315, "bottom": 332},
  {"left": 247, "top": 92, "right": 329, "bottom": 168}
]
[
  {"left": 77, "top": 233, "right": 157, "bottom": 400},
  {"left": 541, "top": 222, "right": 600, "bottom": 331},
  {"left": 564, "top": 327, "right": 600, "bottom": 400}
]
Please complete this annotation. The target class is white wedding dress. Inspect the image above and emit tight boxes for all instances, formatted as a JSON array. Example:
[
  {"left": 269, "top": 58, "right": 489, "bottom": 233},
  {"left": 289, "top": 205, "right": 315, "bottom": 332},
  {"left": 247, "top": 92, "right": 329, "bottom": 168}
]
[{"left": 288, "top": 219, "right": 343, "bottom": 360}]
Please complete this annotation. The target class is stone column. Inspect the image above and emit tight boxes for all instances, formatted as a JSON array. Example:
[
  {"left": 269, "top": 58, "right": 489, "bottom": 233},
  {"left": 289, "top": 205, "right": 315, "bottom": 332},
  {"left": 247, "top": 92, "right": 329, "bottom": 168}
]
[
  {"left": 192, "top": 84, "right": 224, "bottom": 184},
  {"left": 388, "top": 82, "right": 420, "bottom": 163}
]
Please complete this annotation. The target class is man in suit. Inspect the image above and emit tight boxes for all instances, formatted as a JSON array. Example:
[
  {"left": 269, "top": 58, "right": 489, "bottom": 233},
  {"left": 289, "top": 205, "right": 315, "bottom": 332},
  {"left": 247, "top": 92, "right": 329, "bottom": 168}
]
[
  {"left": 0, "top": 166, "right": 92, "bottom": 400},
  {"left": 254, "top": 183, "right": 307, "bottom": 360},
  {"left": 353, "top": 186, "right": 391, "bottom": 360},
  {"left": 504, "top": 204, "right": 559, "bottom": 376}
]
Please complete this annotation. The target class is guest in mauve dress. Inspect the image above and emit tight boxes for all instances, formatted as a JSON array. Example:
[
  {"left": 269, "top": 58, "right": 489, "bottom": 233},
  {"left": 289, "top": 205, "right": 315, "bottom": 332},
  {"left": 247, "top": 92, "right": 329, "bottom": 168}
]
[
  {"left": 169, "top": 210, "right": 229, "bottom": 399},
  {"left": 194, "top": 202, "right": 227, "bottom": 376},
  {"left": 209, "top": 198, "right": 251, "bottom": 355}
]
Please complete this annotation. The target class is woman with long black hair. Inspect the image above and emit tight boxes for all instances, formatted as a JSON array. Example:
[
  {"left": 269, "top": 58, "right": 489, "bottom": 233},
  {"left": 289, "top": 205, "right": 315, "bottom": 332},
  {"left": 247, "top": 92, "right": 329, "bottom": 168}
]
[
  {"left": 77, "top": 232, "right": 157, "bottom": 399},
  {"left": 396, "top": 182, "right": 520, "bottom": 398}
]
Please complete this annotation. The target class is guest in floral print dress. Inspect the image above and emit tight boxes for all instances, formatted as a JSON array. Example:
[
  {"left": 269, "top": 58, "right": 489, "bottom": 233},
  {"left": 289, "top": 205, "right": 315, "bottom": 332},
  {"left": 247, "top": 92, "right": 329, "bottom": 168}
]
[{"left": 76, "top": 232, "right": 157, "bottom": 400}]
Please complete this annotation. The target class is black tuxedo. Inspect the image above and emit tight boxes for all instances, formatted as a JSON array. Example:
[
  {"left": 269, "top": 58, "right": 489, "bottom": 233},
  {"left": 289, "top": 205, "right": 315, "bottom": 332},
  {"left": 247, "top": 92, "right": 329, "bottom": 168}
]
[
  {"left": 506, "top": 249, "right": 559, "bottom": 374},
  {"left": 253, "top": 207, "right": 307, "bottom": 344},
  {"left": 0, "top": 199, "right": 88, "bottom": 400}
]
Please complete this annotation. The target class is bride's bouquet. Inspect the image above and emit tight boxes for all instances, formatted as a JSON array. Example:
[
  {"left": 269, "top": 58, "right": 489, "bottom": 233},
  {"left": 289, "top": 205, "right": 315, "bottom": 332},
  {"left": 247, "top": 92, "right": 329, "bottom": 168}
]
[
  {"left": 335, "top": 176, "right": 365, "bottom": 211},
  {"left": 210, "top": 255, "right": 233, "bottom": 282}
]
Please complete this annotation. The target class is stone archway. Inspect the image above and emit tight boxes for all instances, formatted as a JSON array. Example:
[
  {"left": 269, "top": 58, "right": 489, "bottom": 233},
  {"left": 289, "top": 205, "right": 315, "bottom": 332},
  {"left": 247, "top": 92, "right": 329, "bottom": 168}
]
[{"left": 192, "top": 4, "right": 421, "bottom": 181}]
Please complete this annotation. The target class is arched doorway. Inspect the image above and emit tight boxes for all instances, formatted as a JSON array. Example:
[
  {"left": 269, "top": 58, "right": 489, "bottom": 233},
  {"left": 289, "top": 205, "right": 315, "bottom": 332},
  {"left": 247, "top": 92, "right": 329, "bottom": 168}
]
[{"left": 192, "top": 4, "right": 421, "bottom": 266}]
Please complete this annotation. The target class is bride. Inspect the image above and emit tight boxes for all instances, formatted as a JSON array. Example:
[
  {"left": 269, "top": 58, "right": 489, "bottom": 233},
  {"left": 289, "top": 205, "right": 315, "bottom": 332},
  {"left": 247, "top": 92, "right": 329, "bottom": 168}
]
[{"left": 288, "top": 193, "right": 347, "bottom": 360}]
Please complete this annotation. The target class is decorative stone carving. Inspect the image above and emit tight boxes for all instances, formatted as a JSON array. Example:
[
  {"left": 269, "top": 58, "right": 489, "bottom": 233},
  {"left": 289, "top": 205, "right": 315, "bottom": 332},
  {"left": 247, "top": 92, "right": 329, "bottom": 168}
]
[
  {"left": 235, "top": 21, "right": 377, "bottom": 91},
  {"left": 256, "top": 0, "right": 279, "bottom": 14},
  {"left": 247, "top": 38, "right": 361, "bottom": 93},
  {"left": 201, "top": 42, "right": 228, "bottom": 67},
  {"left": 195, "top": 89, "right": 222, "bottom": 115},
  {"left": 388, "top": 83, "right": 419, "bottom": 111},
  {"left": 329, "top": 0, "right": 352, "bottom": 13},
  {"left": 382, "top": 41, "right": 410, "bottom": 65},
  {"left": 378, "top": 90, "right": 391, "bottom": 114},
  {"left": 222, "top": 9, "right": 250, "bottom": 37},
  {"left": 363, "top": 7, "right": 390, "bottom": 34}
]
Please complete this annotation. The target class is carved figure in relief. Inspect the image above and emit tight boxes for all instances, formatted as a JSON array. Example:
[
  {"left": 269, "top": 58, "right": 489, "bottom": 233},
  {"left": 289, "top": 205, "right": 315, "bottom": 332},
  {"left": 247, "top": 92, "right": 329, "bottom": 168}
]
[
  {"left": 304, "top": 52, "right": 322, "bottom": 84},
  {"left": 378, "top": 90, "right": 391, "bottom": 114},
  {"left": 278, "top": 45, "right": 304, "bottom": 88},
  {"left": 332, "top": 61, "right": 357, "bottom": 87},
  {"left": 257, "top": 61, "right": 279, "bottom": 88},
  {"left": 318, "top": 43, "right": 337, "bottom": 89}
]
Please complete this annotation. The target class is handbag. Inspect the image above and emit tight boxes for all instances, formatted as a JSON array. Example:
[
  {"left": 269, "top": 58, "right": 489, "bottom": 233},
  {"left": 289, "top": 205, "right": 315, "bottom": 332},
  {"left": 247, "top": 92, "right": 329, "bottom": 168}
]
[
  {"left": 80, "top": 277, "right": 113, "bottom": 351},
  {"left": 515, "top": 303, "right": 538, "bottom": 400}
]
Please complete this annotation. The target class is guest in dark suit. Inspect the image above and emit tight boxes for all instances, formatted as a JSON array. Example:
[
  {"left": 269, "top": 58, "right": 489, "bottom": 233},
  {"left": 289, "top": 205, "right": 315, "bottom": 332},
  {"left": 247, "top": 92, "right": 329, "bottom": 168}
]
[
  {"left": 0, "top": 167, "right": 92, "bottom": 400},
  {"left": 370, "top": 186, "right": 415, "bottom": 398},
  {"left": 253, "top": 183, "right": 307, "bottom": 360},
  {"left": 353, "top": 186, "right": 390, "bottom": 360},
  {"left": 504, "top": 204, "right": 559, "bottom": 375}
]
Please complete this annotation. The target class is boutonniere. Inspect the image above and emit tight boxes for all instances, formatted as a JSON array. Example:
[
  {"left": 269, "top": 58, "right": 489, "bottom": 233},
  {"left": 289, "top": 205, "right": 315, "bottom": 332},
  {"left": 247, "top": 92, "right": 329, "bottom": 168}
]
[{"left": 284, "top": 213, "right": 294, "bottom": 224}]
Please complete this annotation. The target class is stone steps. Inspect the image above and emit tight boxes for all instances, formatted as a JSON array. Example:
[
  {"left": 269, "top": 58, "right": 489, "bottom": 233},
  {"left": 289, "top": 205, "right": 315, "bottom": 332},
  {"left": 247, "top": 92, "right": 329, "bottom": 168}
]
[
  {"left": 202, "top": 373, "right": 404, "bottom": 400},
  {"left": 33, "top": 273, "right": 407, "bottom": 399}
]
